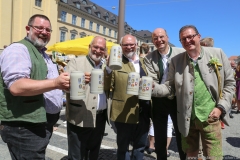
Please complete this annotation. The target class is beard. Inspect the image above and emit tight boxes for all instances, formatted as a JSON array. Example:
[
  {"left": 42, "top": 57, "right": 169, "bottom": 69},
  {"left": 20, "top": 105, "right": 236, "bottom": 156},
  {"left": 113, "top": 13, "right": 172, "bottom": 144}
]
[
  {"left": 89, "top": 48, "right": 102, "bottom": 62},
  {"left": 124, "top": 51, "right": 135, "bottom": 59},
  {"left": 27, "top": 31, "right": 49, "bottom": 49}
]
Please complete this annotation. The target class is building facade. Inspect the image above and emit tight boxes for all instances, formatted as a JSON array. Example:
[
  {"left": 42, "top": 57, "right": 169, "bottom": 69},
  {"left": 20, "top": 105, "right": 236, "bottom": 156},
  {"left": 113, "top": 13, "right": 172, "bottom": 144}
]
[{"left": 0, "top": 0, "right": 151, "bottom": 54}]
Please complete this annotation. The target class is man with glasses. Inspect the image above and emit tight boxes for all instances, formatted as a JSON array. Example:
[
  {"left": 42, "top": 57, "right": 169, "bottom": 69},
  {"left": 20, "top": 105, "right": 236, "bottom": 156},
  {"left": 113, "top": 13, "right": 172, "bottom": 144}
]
[
  {"left": 105, "top": 34, "right": 151, "bottom": 160},
  {"left": 65, "top": 36, "right": 108, "bottom": 160},
  {"left": 0, "top": 14, "right": 70, "bottom": 159},
  {"left": 144, "top": 28, "right": 186, "bottom": 160},
  {"left": 151, "top": 25, "right": 235, "bottom": 159}
]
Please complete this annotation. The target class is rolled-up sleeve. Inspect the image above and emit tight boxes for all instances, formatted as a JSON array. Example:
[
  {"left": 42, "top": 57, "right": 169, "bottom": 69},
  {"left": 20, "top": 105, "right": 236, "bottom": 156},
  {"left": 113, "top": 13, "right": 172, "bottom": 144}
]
[{"left": 0, "top": 43, "right": 31, "bottom": 89}]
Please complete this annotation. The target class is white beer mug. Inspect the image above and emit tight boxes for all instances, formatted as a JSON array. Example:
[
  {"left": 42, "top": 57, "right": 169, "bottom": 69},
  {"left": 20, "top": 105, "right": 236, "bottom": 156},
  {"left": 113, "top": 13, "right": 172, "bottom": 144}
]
[
  {"left": 70, "top": 71, "right": 86, "bottom": 100},
  {"left": 109, "top": 45, "right": 122, "bottom": 70},
  {"left": 139, "top": 76, "right": 153, "bottom": 100},
  {"left": 90, "top": 69, "right": 104, "bottom": 94},
  {"left": 126, "top": 72, "right": 140, "bottom": 95}
]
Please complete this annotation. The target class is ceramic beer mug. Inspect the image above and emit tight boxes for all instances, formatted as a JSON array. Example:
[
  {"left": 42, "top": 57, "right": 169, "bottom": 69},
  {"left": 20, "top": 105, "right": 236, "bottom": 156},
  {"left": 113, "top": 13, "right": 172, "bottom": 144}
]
[
  {"left": 90, "top": 69, "right": 104, "bottom": 94},
  {"left": 138, "top": 76, "right": 153, "bottom": 100},
  {"left": 126, "top": 72, "right": 140, "bottom": 95},
  {"left": 70, "top": 71, "right": 86, "bottom": 100},
  {"left": 109, "top": 45, "right": 122, "bottom": 70}
]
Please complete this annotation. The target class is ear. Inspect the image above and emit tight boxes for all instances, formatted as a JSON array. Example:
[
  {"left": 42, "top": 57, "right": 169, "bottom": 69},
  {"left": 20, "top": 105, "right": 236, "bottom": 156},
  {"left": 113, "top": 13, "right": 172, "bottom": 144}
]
[{"left": 26, "top": 26, "right": 30, "bottom": 33}]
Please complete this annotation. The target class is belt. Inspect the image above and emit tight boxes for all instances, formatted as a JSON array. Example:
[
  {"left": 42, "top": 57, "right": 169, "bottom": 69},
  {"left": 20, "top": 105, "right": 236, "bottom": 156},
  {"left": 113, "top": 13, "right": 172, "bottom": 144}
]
[{"left": 96, "top": 109, "right": 107, "bottom": 114}]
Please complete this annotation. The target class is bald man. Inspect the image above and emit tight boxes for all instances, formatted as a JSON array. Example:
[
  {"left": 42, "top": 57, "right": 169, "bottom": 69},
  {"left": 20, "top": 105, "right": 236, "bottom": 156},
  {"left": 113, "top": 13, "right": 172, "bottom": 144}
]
[
  {"left": 106, "top": 34, "right": 151, "bottom": 160},
  {"left": 144, "top": 28, "right": 186, "bottom": 160},
  {"left": 66, "top": 36, "right": 108, "bottom": 160}
]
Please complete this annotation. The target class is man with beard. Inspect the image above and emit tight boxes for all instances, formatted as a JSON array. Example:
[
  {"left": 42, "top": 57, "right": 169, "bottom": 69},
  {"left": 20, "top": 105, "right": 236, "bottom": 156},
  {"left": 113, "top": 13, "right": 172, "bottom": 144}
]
[
  {"left": 0, "top": 14, "right": 70, "bottom": 159},
  {"left": 65, "top": 36, "right": 108, "bottom": 160},
  {"left": 151, "top": 25, "right": 235, "bottom": 159},
  {"left": 144, "top": 28, "right": 186, "bottom": 160},
  {"left": 105, "top": 34, "right": 151, "bottom": 160}
]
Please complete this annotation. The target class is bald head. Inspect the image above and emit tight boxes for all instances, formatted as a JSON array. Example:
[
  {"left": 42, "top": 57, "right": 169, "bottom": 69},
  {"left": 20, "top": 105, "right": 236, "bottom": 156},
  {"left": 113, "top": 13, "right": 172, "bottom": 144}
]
[
  {"left": 89, "top": 36, "right": 106, "bottom": 65},
  {"left": 152, "top": 28, "right": 169, "bottom": 54}
]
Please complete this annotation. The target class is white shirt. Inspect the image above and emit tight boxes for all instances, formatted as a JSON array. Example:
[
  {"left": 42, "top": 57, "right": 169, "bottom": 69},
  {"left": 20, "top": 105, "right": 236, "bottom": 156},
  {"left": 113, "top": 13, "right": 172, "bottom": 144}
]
[
  {"left": 159, "top": 47, "right": 170, "bottom": 84},
  {"left": 91, "top": 58, "right": 107, "bottom": 111},
  {"left": 126, "top": 54, "right": 140, "bottom": 73}
]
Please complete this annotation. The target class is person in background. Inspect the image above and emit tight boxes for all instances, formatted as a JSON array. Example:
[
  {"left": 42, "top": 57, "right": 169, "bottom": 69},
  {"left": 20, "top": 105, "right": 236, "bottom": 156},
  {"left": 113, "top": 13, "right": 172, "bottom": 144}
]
[
  {"left": 105, "top": 34, "right": 151, "bottom": 160},
  {"left": 235, "top": 61, "right": 240, "bottom": 114},
  {"left": 0, "top": 14, "right": 69, "bottom": 159},
  {"left": 144, "top": 28, "right": 186, "bottom": 160},
  {"left": 66, "top": 36, "right": 108, "bottom": 160},
  {"left": 229, "top": 60, "right": 236, "bottom": 118},
  {"left": 146, "top": 115, "right": 173, "bottom": 157},
  {"left": 200, "top": 37, "right": 214, "bottom": 47},
  {"left": 139, "top": 43, "right": 150, "bottom": 58},
  {"left": 152, "top": 25, "right": 235, "bottom": 159}
]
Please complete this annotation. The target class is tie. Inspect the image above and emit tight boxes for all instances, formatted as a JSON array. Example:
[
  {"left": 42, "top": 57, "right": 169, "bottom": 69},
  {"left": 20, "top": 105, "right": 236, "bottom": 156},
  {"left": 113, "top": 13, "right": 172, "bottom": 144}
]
[{"left": 158, "top": 47, "right": 172, "bottom": 84}]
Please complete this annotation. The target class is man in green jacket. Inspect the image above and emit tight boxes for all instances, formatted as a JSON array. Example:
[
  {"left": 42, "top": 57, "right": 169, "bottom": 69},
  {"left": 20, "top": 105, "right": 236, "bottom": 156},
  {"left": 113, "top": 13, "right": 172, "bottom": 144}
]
[
  {"left": 106, "top": 34, "right": 151, "bottom": 160},
  {"left": 0, "top": 14, "right": 69, "bottom": 159}
]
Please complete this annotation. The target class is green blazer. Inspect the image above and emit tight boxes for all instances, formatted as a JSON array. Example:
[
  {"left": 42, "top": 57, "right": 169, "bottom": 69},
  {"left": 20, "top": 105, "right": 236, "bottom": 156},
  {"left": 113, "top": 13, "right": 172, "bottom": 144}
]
[{"left": 105, "top": 56, "right": 148, "bottom": 124}]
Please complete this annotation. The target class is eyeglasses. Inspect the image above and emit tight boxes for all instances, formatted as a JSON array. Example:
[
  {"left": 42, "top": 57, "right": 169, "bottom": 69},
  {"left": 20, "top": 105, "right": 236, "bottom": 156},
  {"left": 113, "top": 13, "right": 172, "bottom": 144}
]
[
  {"left": 122, "top": 43, "right": 136, "bottom": 47},
  {"left": 29, "top": 25, "right": 52, "bottom": 33},
  {"left": 179, "top": 34, "right": 198, "bottom": 42}
]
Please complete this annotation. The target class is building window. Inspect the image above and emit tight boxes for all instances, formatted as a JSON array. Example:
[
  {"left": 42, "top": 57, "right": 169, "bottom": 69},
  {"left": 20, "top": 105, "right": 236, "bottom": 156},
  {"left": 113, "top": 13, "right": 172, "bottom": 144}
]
[
  {"left": 105, "top": 17, "right": 109, "bottom": 22},
  {"left": 82, "top": 0, "right": 87, "bottom": 5},
  {"left": 76, "top": 2, "right": 80, "bottom": 9},
  {"left": 35, "top": 0, "right": 42, "bottom": 7},
  {"left": 71, "top": 34, "right": 76, "bottom": 40},
  {"left": 89, "top": 21, "right": 93, "bottom": 30},
  {"left": 81, "top": 18, "right": 85, "bottom": 28},
  {"left": 151, "top": 46, "right": 154, "bottom": 51},
  {"left": 112, "top": 20, "right": 116, "bottom": 25},
  {"left": 97, "top": 12, "right": 101, "bottom": 18},
  {"left": 103, "top": 27, "right": 106, "bottom": 35},
  {"left": 61, "top": 11, "right": 67, "bottom": 22},
  {"left": 60, "top": 31, "right": 66, "bottom": 42},
  {"left": 92, "top": 5, "right": 96, "bottom": 10},
  {"left": 109, "top": 29, "right": 111, "bottom": 37},
  {"left": 72, "top": 15, "right": 76, "bottom": 25},
  {"left": 114, "top": 31, "right": 117, "bottom": 39},
  {"left": 146, "top": 40, "right": 149, "bottom": 43},
  {"left": 80, "top": 32, "right": 86, "bottom": 38},
  {"left": 96, "top": 24, "right": 100, "bottom": 33},
  {"left": 87, "top": 8, "right": 92, "bottom": 14}
]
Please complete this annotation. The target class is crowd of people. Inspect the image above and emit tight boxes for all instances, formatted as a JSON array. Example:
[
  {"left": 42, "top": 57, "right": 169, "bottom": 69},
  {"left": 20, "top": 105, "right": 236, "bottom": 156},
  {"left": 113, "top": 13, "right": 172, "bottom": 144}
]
[{"left": 0, "top": 14, "right": 238, "bottom": 160}]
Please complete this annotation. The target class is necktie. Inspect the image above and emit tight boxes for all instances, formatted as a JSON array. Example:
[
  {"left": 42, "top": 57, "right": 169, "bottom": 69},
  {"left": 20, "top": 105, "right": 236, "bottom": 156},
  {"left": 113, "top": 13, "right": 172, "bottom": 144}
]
[{"left": 158, "top": 47, "right": 172, "bottom": 84}]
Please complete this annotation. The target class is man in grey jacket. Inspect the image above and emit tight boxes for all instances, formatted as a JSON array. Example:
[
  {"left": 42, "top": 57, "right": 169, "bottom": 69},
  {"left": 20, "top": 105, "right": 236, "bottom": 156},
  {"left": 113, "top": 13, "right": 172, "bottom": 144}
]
[
  {"left": 144, "top": 28, "right": 186, "bottom": 160},
  {"left": 152, "top": 25, "right": 235, "bottom": 159}
]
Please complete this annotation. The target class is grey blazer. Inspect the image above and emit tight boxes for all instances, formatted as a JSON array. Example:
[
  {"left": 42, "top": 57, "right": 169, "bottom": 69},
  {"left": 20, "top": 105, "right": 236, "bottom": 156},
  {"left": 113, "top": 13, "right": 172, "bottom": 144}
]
[
  {"left": 151, "top": 47, "right": 235, "bottom": 137},
  {"left": 65, "top": 56, "right": 108, "bottom": 128},
  {"left": 144, "top": 46, "right": 185, "bottom": 83}
]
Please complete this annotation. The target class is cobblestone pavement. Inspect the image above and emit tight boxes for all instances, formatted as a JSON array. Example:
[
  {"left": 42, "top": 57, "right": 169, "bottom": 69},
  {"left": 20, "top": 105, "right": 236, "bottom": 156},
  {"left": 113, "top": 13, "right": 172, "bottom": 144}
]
[{"left": 1, "top": 107, "right": 240, "bottom": 160}]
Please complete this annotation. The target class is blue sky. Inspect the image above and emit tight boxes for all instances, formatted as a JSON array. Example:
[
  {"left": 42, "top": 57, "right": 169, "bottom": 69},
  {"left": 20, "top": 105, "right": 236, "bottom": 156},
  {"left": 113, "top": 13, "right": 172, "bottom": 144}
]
[{"left": 90, "top": 0, "right": 240, "bottom": 58}]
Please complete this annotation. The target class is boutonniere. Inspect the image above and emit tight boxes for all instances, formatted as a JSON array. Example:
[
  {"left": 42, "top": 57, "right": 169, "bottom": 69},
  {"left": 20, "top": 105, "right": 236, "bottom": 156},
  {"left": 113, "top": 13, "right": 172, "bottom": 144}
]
[
  {"left": 208, "top": 55, "right": 223, "bottom": 99},
  {"left": 208, "top": 56, "right": 222, "bottom": 71}
]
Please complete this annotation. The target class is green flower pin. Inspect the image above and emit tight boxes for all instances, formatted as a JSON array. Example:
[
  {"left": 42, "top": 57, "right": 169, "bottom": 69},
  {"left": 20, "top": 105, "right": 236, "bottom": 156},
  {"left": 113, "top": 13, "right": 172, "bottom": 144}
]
[{"left": 208, "top": 56, "right": 223, "bottom": 99}]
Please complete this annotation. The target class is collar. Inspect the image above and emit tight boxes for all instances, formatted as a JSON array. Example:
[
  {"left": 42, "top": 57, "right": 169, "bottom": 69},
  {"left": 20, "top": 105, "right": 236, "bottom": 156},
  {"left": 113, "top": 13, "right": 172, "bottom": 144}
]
[
  {"left": 123, "top": 53, "right": 139, "bottom": 63},
  {"left": 24, "top": 37, "right": 47, "bottom": 52},
  {"left": 86, "top": 55, "right": 103, "bottom": 68},
  {"left": 187, "top": 46, "right": 204, "bottom": 62},
  {"left": 158, "top": 45, "right": 171, "bottom": 58}
]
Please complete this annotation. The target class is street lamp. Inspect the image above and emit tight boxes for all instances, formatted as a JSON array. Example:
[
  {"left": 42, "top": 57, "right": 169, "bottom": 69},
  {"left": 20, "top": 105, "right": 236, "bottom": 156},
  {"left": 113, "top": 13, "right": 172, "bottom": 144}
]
[{"left": 117, "top": 0, "right": 125, "bottom": 43}]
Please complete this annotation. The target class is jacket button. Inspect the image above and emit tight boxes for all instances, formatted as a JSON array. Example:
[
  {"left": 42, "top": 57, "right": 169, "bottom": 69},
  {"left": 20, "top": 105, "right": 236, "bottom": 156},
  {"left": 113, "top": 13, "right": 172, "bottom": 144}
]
[
  {"left": 93, "top": 96, "right": 96, "bottom": 99},
  {"left": 92, "top": 107, "right": 95, "bottom": 109}
]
